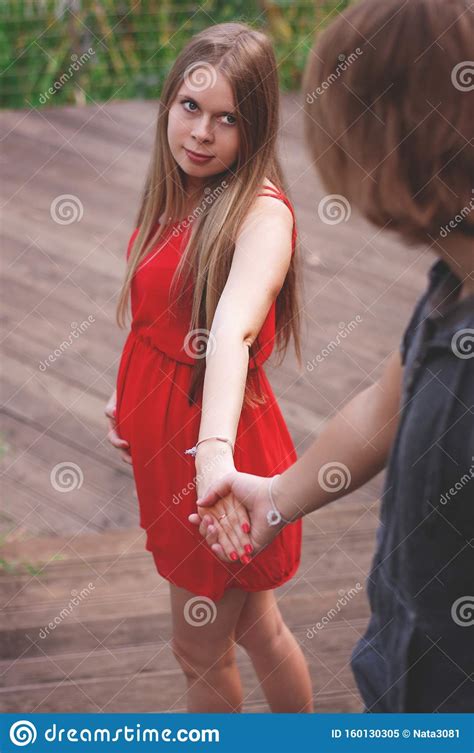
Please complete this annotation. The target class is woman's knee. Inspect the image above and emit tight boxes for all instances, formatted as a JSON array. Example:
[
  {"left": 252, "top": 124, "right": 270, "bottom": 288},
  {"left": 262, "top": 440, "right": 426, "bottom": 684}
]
[
  {"left": 171, "top": 635, "right": 236, "bottom": 679},
  {"left": 235, "top": 600, "right": 286, "bottom": 655}
]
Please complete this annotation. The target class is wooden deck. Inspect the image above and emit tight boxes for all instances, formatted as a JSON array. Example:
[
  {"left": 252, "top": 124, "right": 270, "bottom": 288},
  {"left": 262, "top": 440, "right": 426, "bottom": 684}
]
[{"left": 0, "top": 95, "right": 433, "bottom": 712}]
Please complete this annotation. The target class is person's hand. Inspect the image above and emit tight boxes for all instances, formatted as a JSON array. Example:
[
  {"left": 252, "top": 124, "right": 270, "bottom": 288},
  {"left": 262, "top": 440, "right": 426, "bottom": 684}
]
[
  {"left": 188, "top": 446, "right": 253, "bottom": 563},
  {"left": 193, "top": 493, "right": 254, "bottom": 564},
  {"left": 105, "top": 389, "right": 132, "bottom": 464},
  {"left": 189, "top": 471, "right": 285, "bottom": 563}
]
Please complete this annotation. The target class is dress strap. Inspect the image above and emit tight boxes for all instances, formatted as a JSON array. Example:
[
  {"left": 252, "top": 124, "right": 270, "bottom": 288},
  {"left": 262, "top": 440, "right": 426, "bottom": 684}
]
[{"left": 256, "top": 187, "right": 297, "bottom": 254}]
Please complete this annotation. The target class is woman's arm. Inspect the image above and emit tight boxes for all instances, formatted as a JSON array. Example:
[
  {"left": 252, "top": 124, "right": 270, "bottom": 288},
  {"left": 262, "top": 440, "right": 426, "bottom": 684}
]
[
  {"left": 193, "top": 196, "right": 294, "bottom": 551},
  {"left": 196, "top": 196, "right": 294, "bottom": 458}
]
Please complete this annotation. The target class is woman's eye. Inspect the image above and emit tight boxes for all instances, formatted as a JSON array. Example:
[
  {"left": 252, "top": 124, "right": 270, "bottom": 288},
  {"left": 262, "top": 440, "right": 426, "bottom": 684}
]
[
  {"left": 182, "top": 99, "right": 198, "bottom": 112},
  {"left": 180, "top": 99, "right": 235, "bottom": 125}
]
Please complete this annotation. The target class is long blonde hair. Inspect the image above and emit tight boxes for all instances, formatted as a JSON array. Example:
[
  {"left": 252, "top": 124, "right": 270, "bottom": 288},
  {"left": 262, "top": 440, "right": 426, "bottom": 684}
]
[{"left": 116, "top": 22, "right": 302, "bottom": 407}]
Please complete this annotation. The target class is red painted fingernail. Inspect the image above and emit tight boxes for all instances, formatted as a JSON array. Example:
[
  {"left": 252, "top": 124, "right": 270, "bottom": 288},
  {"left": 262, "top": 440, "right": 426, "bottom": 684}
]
[
  {"left": 244, "top": 544, "right": 253, "bottom": 554},
  {"left": 241, "top": 554, "right": 251, "bottom": 565},
  {"left": 230, "top": 551, "right": 238, "bottom": 561},
  {"left": 242, "top": 522, "right": 250, "bottom": 534}
]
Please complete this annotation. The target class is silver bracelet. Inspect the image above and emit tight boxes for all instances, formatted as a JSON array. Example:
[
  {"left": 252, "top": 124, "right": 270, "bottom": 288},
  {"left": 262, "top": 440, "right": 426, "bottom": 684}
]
[
  {"left": 184, "top": 435, "right": 234, "bottom": 457},
  {"left": 266, "top": 474, "right": 292, "bottom": 526}
]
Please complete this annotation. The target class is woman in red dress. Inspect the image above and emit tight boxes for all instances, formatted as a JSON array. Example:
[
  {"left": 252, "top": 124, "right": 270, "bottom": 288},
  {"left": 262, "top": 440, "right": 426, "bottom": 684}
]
[{"left": 105, "top": 22, "right": 313, "bottom": 713}]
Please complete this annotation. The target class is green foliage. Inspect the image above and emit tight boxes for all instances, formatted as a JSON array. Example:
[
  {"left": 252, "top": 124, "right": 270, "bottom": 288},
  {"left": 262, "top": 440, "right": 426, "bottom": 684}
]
[{"left": 1, "top": 0, "right": 351, "bottom": 109}]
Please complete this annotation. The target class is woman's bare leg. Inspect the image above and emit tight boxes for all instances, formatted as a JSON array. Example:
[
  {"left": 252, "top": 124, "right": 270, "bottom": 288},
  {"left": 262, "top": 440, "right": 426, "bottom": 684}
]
[
  {"left": 235, "top": 589, "right": 314, "bottom": 712},
  {"left": 169, "top": 583, "right": 248, "bottom": 712}
]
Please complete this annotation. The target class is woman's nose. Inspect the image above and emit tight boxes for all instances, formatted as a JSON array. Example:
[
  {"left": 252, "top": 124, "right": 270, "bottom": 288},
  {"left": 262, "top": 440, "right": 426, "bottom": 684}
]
[{"left": 191, "top": 117, "right": 214, "bottom": 143}]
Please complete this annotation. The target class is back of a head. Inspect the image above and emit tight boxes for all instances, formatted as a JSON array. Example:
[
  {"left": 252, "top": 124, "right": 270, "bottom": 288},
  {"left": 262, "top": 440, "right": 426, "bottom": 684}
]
[{"left": 303, "top": 0, "right": 474, "bottom": 243}]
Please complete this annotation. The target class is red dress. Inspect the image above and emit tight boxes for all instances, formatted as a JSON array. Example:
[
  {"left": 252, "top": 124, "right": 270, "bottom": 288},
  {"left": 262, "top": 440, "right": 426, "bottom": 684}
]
[{"left": 115, "top": 186, "right": 302, "bottom": 600}]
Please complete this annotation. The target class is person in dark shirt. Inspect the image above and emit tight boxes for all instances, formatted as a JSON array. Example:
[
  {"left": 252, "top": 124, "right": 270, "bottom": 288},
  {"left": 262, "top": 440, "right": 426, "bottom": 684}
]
[{"left": 190, "top": 0, "right": 474, "bottom": 712}]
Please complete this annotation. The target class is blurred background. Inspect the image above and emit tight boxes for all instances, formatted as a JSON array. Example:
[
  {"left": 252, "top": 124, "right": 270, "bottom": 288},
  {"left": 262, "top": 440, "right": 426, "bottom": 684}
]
[
  {"left": 1, "top": 0, "right": 430, "bottom": 713},
  {"left": 1, "top": 0, "right": 351, "bottom": 109}
]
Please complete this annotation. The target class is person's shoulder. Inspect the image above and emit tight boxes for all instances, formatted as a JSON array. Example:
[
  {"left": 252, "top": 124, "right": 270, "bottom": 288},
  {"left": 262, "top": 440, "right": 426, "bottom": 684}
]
[
  {"left": 260, "top": 178, "right": 280, "bottom": 194},
  {"left": 247, "top": 179, "right": 294, "bottom": 228}
]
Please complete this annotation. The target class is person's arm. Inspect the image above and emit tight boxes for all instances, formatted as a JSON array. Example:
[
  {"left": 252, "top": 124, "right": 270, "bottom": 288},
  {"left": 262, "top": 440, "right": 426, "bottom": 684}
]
[
  {"left": 193, "top": 196, "right": 295, "bottom": 552},
  {"left": 193, "top": 349, "right": 404, "bottom": 560},
  {"left": 273, "top": 348, "right": 403, "bottom": 521}
]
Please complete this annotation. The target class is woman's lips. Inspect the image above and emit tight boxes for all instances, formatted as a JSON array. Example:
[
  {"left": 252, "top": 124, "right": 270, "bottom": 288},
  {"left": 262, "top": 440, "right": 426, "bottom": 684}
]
[{"left": 184, "top": 148, "right": 214, "bottom": 164}]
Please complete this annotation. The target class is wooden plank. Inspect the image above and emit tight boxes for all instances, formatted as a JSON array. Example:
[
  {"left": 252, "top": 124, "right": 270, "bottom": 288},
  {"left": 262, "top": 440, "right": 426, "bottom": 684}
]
[
  {"left": 0, "top": 671, "right": 362, "bottom": 713},
  {"left": 1, "top": 413, "right": 135, "bottom": 514}
]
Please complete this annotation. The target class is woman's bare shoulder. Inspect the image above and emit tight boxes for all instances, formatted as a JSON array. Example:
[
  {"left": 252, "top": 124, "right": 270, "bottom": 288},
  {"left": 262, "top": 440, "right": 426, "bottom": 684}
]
[
  {"left": 238, "top": 182, "right": 293, "bottom": 245},
  {"left": 247, "top": 177, "right": 292, "bottom": 227},
  {"left": 260, "top": 177, "right": 280, "bottom": 194}
]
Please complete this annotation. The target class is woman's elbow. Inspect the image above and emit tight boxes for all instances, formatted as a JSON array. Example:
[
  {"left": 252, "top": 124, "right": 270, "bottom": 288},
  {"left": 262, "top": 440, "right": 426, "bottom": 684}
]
[{"left": 208, "top": 326, "right": 254, "bottom": 357}]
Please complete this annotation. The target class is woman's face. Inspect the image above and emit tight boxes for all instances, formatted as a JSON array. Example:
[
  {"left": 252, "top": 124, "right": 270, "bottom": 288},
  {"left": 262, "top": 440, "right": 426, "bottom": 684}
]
[{"left": 167, "top": 67, "right": 240, "bottom": 191}]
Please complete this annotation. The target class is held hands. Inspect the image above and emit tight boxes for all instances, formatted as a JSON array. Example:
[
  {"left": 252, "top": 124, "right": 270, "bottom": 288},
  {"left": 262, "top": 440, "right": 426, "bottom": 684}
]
[
  {"left": 105, "top": 389, "right": 132, "bottom": 464},
  {"left": 189, "top": 471, "right": 285, "bottom": 563},
  {"left": 188, "top": 447, "right": 254, "bottom": 564},
  {"left": 190, "top": 492, "right": 254, "bottom": 564}
]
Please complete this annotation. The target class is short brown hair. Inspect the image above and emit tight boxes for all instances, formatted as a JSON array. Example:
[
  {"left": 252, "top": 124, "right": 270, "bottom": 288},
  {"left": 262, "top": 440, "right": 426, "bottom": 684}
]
[{"left": 303, "top": 0, "right": 474, "bottom": 244}]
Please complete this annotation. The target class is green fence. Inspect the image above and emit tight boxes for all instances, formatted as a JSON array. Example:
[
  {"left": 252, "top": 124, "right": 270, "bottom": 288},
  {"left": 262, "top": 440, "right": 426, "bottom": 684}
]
[{"left": 1, "top": 0, "right": 351, "bottom": 109}]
